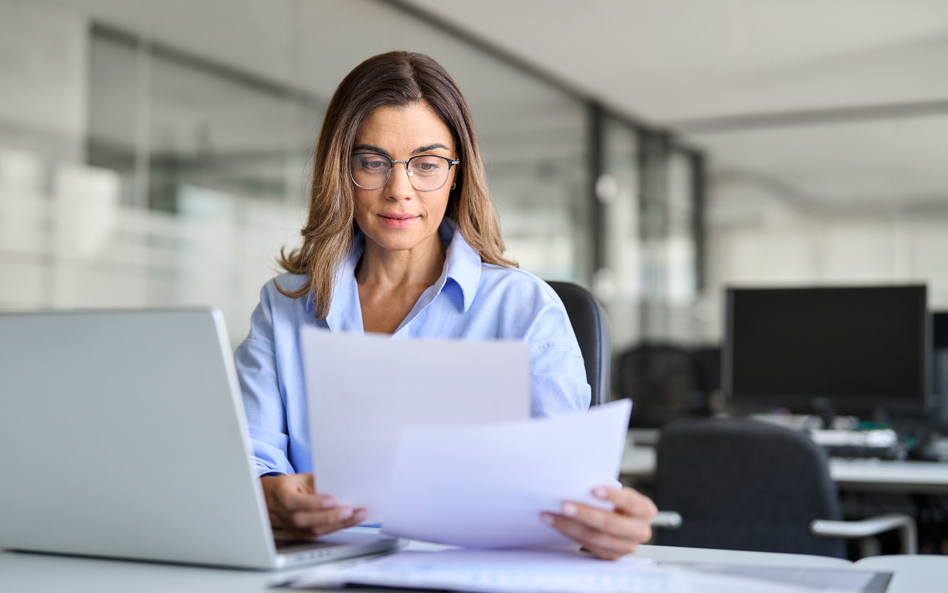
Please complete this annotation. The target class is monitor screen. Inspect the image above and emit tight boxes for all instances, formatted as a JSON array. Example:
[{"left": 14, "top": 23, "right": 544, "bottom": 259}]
[
  {"left": 934, "top": 311, "right": 948, "bottom": 349},
  {"left": 724, "top": 285, "right": 930, "bottom": 413}
]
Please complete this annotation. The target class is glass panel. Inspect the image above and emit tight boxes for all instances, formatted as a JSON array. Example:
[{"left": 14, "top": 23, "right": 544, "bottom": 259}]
[
  {"left": 639, "top": 138, "right": 702, "bottom": 343},
  {"left": 146, "top": 46, "right": 325, "bottom": 210},
  {"left": 640, "top": 134, "right": 669, "bottom": 341},
  {"left": 482, "top": 102, "right": 590, "bottom": 283},
  {"left": 599, "top": 116, "right": 641, "bottom": 351},
  {"left": 665, "top": 150, "right": 699, "bottom": 342}
]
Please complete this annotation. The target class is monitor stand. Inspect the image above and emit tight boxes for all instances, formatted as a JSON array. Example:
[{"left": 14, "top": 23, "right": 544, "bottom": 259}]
[{"left": 811, "top": 397, "right": 837, "bottom": 431}]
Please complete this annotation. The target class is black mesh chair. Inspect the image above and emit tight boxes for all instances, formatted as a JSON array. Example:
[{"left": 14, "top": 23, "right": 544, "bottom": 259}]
[
  {"left": 546, "top": 281, "right": 610, "bottom": 407},
  {"left": 614, "top": 344, "right": 711, "bottom": 426},
  {"left": 655, "top": 417, "right": 916, "bottom": 558}
]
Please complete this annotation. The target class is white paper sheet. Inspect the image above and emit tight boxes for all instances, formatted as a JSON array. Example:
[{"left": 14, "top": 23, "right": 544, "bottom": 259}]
[
  {"left": 380, "top": 400, "right": 632, "bottom": 549},
  {"left": 303, "top": 329, "right": 530, "bottom": 522},
  {"left": 658, "top": 563, "right": 883, "bottom": 592},
  {"left": 283, "top": 549, "right": 679, "bottom": 592},
  {"left": 282, "top": 549, "right": 882, "bottom": 593}
]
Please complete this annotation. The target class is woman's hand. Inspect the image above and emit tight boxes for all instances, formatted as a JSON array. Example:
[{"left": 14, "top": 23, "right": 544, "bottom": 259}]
[
  {"left": 260, "top": 473, "right": 367, "bottom": 539},
  {"left": 542, "top": 486, "right": 658, "bottom": 560}
]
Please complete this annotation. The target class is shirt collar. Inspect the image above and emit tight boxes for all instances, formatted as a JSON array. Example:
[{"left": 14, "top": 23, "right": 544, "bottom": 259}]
[
  {"left": 439, "top": 217, "right": 481, "bottom": 312},
  {"left": 306, "top": 217, "right": 483, "bottom": 320}
]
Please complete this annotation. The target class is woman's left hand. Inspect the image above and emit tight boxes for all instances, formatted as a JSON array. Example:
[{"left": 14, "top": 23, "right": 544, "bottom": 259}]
[{"left": 542, "top": 486, "right": 658, "bottom": 560}]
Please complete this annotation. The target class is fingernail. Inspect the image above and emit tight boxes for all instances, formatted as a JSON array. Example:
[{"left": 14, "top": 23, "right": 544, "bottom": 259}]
[
  {"left": 562, "top": 502, "right": 578, "bottom": 517},
  {"left": 354, "top": 509, "right": 367, "bottom": 522},
  {"left": 338, "top": 507, "right": 353, "bottom": 520},
  {"left": 594, "top": 487, "right": 609, "bottom": 499},
  {"left": 541, "top": 513, "right": 555, "bottom": 525},
  {"left": 321, "top": 497, "right": 337, "bottom": 508}
]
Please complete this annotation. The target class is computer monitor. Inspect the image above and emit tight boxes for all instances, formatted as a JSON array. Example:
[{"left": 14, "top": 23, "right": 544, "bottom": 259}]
[
  {"left": 723, "top": 285, "right": 931, "bottom": 415},
  {"left": 934, "top": 311, "right": 948, "bottom": 350},
  {"left": 933, "top": 312, "right": 948, "bottom": 402}
]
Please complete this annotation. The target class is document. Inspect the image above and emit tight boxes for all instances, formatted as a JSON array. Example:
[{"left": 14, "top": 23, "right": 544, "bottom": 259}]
[
  {"left": 281, "top": 550, "right": 679, "bottom": 592},
  {"left": 302, "top": 329, "right": 530, "bottom": 523},
  {"left": 380, "top": 400, "right": 632, "bottom": 549},
  {"left": 658, "top": 563, "right": 889, "bottom": 593},
  {"left": 281, "top": 548, "right": 889, "bottom": 593}
]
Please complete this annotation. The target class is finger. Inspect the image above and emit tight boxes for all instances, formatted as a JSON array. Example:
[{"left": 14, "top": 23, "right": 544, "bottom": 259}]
[
  {"left": 542, "top": 513, "right": 638, "bottom": 560},
  {"left": 267, "top": 488, "right": 336, "bottom": 528},
  {"left": 271, "top": 495, "right": 338, "bottom": 531},
  {"left": 593, "top": 486, "right": 658, "bottom": 520},
  {"left": 301, "top": 472, "right": 316, "bottom": 493},
  {"left": 559, "top": 501, "right": 652, "bottom": 543},
  {"left": 267, "top": 475, "right": 336, "bottom": 512},
  {"left": 288, "top": 507, "right": 368, "bottom": 536},
  {"left": 281, "top": 490, "right": 337, "bottom": 513}
]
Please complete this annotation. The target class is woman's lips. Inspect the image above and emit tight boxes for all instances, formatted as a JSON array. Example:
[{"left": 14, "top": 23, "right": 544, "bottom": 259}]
[{"left": 379, "top": 213, "right": 418, "bottom": 229}]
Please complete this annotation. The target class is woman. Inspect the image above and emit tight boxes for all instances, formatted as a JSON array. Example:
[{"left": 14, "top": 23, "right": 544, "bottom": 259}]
[{"left": 235, "top": 51, "right": 656, "bottom": 560}]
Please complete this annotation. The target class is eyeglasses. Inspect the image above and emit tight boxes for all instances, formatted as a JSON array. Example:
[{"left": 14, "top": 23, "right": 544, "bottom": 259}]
[{"left": 350, "top": 153, "right": 460, "bottom": 192}]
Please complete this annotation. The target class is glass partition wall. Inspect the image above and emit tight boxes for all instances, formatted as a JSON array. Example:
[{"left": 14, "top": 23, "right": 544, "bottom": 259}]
[
  {"left": 0, "top": 0, "right": 705, "bottom": 384},
  {"left": 593, "top": 111, "right": 705, "bottom": 354}
]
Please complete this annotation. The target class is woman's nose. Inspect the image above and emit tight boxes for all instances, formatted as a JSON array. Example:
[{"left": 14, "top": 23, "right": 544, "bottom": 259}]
[{"left": 383, "top": 161, "right": 414, "bottom": 198}]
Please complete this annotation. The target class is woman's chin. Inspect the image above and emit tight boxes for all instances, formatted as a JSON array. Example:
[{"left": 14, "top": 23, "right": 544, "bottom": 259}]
[{"left": 363, "top": 227, "right": 442, "bottom": 257}]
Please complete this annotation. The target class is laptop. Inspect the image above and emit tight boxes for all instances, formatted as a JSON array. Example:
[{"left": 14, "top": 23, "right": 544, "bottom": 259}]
[{"left": 0, "top": 309, "right": 401, "bottom": 570}]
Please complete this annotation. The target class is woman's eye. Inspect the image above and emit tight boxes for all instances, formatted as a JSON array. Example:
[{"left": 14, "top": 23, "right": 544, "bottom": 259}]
[
  {"left": 361, "top": 158, "right": 387, "bottom": 170},
  {"left": 412, "top": 159, "right": 441, "bottom": 173}
]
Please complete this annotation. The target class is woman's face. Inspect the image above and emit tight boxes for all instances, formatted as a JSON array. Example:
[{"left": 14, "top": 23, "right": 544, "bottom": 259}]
[{"left": 351, "top": 102, "right": 458, "bottom": 259}]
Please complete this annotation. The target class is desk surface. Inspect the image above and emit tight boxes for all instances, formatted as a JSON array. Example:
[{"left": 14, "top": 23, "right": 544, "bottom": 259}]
[
  {"left": 621, "top": 442, "right": 948, "bottom": 495},
  {"left": 3, "top": 542, "right": 945, "bottom": 593}
]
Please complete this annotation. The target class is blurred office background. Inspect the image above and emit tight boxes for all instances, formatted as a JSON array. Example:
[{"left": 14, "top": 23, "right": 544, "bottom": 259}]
[{"left": 1, "top": 0, "right": 947, "bottom": 361}]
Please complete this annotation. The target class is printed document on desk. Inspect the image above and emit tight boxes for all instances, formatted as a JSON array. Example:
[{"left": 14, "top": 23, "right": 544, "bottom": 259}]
[
  {"left": 283, "top": 550, "right": 676, "bottom": 592},
  {"left": 381, "top": 400, "right": 632, "bottom": 549},
  {"left": 282, "top": 548, "right": 888, "bottom": 593},
  {"left": 303, "top": 329, "right": 530, "bottom": 523}
]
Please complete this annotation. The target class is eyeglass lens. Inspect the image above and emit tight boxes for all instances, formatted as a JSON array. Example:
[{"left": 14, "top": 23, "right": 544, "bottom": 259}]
[{"left": 350, "top": 154, "right": 455, "bottom": 191}]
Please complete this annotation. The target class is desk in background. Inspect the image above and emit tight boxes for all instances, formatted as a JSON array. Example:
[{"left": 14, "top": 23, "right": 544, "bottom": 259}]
[{"left": 621, "top": 431, "right": 948, "bottom": 496}]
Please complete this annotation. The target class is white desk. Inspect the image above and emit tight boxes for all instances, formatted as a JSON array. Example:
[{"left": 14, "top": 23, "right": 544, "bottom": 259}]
[
  {"left": 621, "top": 442, "right": 948, "bottom": 495},
  {"left": 828, "top": 458, "right": 948, "bottom": 495},
  {"left": 3, "top": 542, "right": 945, "bottom": 593}
]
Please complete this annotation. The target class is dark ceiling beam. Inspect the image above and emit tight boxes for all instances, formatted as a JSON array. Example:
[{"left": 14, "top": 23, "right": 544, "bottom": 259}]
[{"left": 669, "top": 98, "right": 948, "bottom": 134}]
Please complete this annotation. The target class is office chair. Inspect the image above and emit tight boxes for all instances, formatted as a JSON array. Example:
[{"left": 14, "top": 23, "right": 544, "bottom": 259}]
[
  {"left": 690, "top": 346, "right": 721, "bottom": 394},
  {"left": 614, "top": 344, "right": 711, "bottom": 426},
  {"left": 546, "top": 281, "right": 610, "bottom": 407},
  {"left": 654, "top": 417, "right": 916, "bottom": 558}
]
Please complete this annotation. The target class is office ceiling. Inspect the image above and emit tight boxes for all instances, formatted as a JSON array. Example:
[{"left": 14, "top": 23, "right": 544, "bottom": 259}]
[
  {"left": 401, "top": 0, "right": 948, "bottom": 212},
  {"left": 34, "top": 0, "right": 948, "bottom": 210},
  {"left": 400, "top": 0, "right": 948, "bottom": 125}
]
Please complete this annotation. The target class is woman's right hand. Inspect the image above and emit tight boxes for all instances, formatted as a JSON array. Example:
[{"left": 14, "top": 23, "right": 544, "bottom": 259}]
[{"left": 260, "top": 473, "right": 367, "bottom": 539}]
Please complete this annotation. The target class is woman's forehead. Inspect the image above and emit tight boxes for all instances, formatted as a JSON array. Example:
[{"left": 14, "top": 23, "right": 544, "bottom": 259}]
[{"left": 356, "top": 103, "right": 455, "bottom": 153}]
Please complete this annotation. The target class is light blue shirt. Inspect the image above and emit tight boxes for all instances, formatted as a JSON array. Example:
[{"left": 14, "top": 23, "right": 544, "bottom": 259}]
[{"left": 235, "top": 218, "right": 590, "bottom": 476}]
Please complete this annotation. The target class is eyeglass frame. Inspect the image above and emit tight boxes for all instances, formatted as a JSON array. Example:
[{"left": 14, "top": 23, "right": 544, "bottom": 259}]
[{"left": 349, "top": 152, "right": 461, "bottom": 192}]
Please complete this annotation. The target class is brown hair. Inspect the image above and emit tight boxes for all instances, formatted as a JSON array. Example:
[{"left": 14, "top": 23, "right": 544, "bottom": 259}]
[{"left": 277, "top": 51, "right": 516, "bottom": 320}]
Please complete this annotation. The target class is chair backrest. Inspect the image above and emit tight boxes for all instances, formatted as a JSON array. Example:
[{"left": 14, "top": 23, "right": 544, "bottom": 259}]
[
  {"left": 655, "top": 417, "right": 847, "bottom": 558},
  {"left": 545, "top": 281, "right": 610, "bottom": 407},
  {"left": 615, "top": 344, "right": 710, "bottom": 426}
]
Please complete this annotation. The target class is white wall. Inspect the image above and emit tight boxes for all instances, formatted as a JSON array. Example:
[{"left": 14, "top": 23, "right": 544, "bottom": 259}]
[
  {"left": 0, "top": 1, "right": 88, "bottom": 161},
  {"left": 703, "top": 178, "right": 948, "bottom": 341}
]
